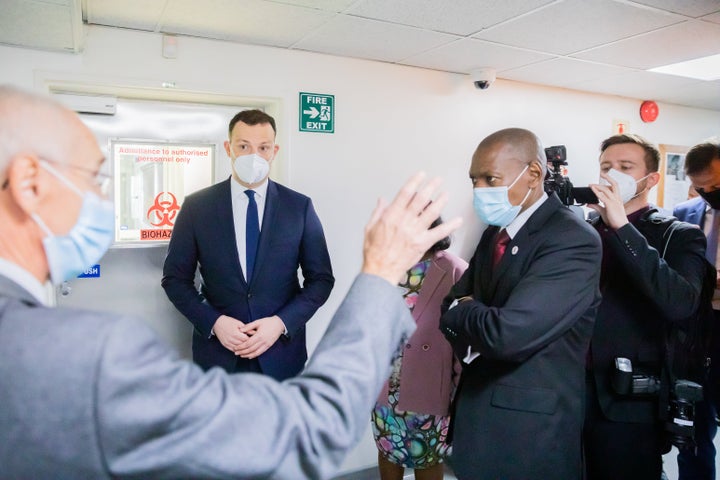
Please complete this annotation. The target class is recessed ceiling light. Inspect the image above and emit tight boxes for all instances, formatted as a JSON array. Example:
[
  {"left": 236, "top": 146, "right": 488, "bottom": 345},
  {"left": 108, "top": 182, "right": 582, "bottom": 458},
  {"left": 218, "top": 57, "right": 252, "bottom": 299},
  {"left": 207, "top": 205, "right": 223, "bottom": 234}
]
[{"left": 649, "top": 53, "right": 720, "bottom": 81}]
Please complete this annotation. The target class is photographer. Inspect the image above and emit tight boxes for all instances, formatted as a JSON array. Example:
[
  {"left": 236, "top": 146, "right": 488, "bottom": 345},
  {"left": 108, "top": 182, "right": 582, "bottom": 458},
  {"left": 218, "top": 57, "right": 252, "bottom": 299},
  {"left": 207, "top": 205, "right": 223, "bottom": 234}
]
[{"left": 583, "top": 134, "right": 709, "bottom": 480}]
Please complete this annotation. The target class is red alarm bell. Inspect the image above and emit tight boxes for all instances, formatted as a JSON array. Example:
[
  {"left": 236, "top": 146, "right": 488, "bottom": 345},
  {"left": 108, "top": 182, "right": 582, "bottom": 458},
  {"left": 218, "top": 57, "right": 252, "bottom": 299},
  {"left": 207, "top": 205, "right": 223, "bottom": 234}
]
[{"left": 640, "top": 100, "right": 659, "bottom": 123}]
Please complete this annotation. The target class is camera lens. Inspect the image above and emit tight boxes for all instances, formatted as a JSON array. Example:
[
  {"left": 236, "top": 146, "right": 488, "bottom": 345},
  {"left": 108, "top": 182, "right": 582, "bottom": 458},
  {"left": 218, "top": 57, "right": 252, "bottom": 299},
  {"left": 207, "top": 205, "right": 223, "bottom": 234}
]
[{"left": 665, "top": 380, "right": 703, "bottom": 451}]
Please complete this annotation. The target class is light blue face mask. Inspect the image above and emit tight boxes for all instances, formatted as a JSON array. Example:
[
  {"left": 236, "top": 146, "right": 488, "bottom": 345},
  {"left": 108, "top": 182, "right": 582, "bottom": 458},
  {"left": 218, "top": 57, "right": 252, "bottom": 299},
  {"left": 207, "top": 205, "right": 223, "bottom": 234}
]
[
  {"left": 31, "top": 161, "right": 115, "bottom": 284},
  {"left": 473, "top": 164, "right": 532, "bottom": 227}
]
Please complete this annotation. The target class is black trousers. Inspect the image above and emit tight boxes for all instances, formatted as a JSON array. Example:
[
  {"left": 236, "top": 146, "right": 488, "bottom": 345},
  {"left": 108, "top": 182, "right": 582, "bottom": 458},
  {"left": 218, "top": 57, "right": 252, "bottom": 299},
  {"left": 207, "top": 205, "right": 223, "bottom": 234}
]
[{"left": 584, "top": 375, "right": 664, "bottom": 480}]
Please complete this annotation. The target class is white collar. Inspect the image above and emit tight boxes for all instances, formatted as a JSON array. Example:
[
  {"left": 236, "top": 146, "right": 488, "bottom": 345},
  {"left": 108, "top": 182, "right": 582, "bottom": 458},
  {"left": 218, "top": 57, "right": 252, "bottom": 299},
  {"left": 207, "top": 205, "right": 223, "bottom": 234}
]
[
  {"left": 505, "top": 192, "right": 549, "bottom": 239},
  {"left": 231, "top": 176, "right": 269, "bottom": 199}
]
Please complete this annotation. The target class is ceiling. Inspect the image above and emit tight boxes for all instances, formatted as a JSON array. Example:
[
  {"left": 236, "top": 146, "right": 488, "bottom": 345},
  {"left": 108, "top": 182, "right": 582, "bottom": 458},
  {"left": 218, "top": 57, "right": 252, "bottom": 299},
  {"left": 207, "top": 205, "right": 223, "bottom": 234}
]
[{"left": 2, "top": 0, "right": 720, "bottom": 110}]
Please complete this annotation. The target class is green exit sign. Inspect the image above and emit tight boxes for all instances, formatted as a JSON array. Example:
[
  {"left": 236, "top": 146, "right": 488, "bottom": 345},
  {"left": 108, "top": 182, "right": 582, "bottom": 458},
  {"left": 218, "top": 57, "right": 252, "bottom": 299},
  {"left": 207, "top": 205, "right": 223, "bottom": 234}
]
[{"left": 299, "top": 92, "right": 334, "bottom": 133}]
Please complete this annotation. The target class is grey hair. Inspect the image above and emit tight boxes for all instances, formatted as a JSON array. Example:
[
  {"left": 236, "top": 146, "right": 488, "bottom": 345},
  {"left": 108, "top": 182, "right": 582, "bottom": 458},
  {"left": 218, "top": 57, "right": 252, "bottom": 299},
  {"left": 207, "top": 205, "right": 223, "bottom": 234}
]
[{"left": 0, "top": 85, "right": 67, "bottom": 174}]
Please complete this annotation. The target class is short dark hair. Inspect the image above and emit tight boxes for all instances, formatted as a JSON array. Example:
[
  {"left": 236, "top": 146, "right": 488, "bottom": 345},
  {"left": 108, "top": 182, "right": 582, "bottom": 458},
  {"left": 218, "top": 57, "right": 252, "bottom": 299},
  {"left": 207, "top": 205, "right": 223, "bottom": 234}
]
[
  {"left": 228, "top": 109, "right": 276, "bottom": 138},
  {"left": 684, "top": 142, "right": 720, "bottom": 176},
  {"left": 427, "top": 217, "right": 451, "bottom": 254},
  {"left": 600, "top": 134, "right": 660, "bottom": 173}
]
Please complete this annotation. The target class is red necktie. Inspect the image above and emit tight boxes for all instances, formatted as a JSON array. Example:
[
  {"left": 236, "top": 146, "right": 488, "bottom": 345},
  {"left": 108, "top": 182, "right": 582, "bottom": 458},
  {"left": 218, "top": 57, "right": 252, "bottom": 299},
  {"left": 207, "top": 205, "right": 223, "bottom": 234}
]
[{"left": 492, "top": 229, "right": 510, "bottom": 269}]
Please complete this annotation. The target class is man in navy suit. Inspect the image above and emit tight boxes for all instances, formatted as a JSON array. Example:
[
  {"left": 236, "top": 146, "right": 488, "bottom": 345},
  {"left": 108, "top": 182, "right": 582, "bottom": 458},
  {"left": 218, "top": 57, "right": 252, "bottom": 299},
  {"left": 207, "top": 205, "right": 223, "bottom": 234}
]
[
  {"left": 674, "top": 141, "right": 720, "bottom": 480},
  {"left": 440, "top": 128, "right": 602, "bottom": 480},
  {"left": 162, "top": 109, "right": 334, "bottom": 381}
]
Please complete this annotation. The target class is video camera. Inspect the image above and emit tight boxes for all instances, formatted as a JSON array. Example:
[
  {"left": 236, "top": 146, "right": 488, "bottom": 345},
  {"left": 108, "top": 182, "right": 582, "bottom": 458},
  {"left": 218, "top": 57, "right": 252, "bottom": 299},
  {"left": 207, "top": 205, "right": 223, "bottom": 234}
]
[{"left": 543, "top": 145, "right": 598, "bottom": 205}]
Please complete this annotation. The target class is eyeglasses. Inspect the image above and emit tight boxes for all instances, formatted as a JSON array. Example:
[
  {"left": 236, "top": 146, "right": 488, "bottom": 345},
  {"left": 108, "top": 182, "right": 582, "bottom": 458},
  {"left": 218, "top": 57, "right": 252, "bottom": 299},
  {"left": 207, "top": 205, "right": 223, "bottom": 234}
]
[
  {"left": 42, "top": 158, "right": 112, "bottom": 195},
  {"left": 1, "top": 157, "right": 112, "bottom": 195}
]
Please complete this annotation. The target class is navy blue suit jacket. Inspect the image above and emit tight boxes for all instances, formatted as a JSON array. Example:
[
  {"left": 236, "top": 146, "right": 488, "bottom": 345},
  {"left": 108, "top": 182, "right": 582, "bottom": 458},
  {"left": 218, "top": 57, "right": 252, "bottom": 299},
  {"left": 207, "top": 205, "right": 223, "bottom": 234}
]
[
  {"left": 674, "top": 196, "right": 707, "bottom": 227},
  {"left": 162, "top": 178, "right": 334, "bottom": 380},
  {"left": 440, "top": 194, "right": 602, "bottom": 480}
]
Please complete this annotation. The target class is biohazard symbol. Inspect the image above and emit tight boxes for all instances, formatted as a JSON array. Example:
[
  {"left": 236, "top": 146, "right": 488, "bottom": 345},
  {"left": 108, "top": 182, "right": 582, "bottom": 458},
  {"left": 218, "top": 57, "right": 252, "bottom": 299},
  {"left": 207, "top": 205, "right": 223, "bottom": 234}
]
[{"left": 147, "top": 191, "right": 180, "bottom": 227}]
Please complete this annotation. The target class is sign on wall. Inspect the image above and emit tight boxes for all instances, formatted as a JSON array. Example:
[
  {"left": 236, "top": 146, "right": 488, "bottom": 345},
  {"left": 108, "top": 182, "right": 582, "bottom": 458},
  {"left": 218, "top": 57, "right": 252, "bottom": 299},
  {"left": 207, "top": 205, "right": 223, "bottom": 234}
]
[
  {"left": 112, "top": 140, "right": 214, "bottom": 244},
  {"left": 657, "top": 144, "right": 691, "bottom": 210},
  {"left": 299, "top": 92, "right": 334, "bottom": 133}
]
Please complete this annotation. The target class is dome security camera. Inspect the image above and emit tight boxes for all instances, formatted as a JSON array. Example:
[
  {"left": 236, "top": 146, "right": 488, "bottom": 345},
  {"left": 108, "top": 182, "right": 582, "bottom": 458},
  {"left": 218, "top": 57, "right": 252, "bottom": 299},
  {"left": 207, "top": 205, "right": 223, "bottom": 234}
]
[{"left": 470, "top": 67, "right": 497, "bottom": 90}]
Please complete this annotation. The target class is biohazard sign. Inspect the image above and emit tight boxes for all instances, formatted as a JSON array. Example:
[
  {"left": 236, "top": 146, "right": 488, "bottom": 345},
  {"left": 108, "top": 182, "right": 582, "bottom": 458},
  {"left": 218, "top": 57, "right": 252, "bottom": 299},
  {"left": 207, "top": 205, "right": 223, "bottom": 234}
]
[
  {"left": 140, "top": 192, "right": 181, "bottom": 240},
  {"left": 112, "top": 140, "right": 214, "bottom": 244}
]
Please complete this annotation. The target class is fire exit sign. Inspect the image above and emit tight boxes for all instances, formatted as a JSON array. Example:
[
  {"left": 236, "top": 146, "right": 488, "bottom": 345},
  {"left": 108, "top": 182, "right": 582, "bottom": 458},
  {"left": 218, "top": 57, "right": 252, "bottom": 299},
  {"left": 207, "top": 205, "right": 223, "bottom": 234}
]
[{"left": 299, "top": 92, "right": 334, "bottom": 133}]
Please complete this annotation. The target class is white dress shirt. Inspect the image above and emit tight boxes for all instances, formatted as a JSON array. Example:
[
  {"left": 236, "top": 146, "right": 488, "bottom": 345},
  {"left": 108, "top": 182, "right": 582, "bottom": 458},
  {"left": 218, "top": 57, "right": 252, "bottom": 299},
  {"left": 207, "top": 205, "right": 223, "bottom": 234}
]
[{"left": 231, "top": 178, "right": 268, "bottom": 281}]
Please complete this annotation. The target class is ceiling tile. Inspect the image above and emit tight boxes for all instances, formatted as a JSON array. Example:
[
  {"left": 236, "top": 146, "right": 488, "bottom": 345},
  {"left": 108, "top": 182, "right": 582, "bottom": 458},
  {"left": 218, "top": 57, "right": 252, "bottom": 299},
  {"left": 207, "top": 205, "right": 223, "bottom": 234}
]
[
  {"left": 159, "top": 0, "right": 336, "bottom": 47},
  {"left": 702, "top": 11, "right": 720, "bottom": 24},
  {"left": 575, "top": 19, "right": 720, "bottom": 69},
  {"left": 345, "top": 0, "right": 554, "bottom": 35},
  {"left": 629, "top": 0, "right": 720, "bottom": 18},
  {"left": 654, "top": 79, "right": 720, "bottom": 110},
  {"left": 501, "top": 58, "right": 635, "bottom": 87},
  {"left": 473, "top": 0, "right": 683, "bottom": 55},
  {"left": 0, "top": 0, "right": 80, "bottom": 51},
  {"left": 293, "top": 15, "right": 459, "bottom": 63},
  {"left": 571, "top": 70, "right": 720, "bottom": 109},
  {"left": 86, "top": 0, "right": 166, "bottom": 31},
  {"left": 267, "top": 0, "right": 357, "bottom": 11},
  {"left": 401, "top": 38, "right": 553, "bottom": 73},
  {"left": 3, "top": 0, "right": 718, "bottom": 111}
]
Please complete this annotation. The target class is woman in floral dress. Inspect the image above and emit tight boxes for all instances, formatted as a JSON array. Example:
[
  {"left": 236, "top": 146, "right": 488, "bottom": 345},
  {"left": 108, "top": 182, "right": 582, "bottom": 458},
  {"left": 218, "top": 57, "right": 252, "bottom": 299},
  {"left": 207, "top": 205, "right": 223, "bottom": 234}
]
[{"left": 372, "top": 218, "right": 468, "bottom": 480}]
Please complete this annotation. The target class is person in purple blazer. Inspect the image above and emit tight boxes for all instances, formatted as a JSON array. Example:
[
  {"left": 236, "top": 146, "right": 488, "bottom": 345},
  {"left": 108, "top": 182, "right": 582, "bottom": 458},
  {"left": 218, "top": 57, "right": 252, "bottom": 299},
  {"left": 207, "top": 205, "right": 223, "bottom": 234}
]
[{"left": 372, "top": 217, "right": 468, "bottom": 480}]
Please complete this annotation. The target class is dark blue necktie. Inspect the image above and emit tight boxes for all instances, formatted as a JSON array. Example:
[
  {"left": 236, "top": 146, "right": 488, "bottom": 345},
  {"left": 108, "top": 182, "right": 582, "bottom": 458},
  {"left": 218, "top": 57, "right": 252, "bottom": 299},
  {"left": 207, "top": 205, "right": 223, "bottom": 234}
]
[{"left": 245, "top": 190, "right": 259, "bottom": 282}]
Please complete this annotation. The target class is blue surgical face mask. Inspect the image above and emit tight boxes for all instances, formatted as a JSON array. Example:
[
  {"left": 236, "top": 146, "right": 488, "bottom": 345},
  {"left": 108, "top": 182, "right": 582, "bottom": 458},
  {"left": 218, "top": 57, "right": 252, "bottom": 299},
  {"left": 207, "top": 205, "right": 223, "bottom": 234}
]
[
  {"left": 31, "top": 161, "right": 115, "bottom": 284},
  {"left": 473, "top": 164, "right": 532, "bottom": 227}
]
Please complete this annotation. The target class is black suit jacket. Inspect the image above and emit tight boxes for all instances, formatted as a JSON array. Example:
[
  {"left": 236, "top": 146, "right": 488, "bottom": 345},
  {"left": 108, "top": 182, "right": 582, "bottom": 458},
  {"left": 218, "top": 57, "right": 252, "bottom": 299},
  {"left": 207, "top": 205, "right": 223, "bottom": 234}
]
[
  {"left": 440, "top": 193, "right": 602, "bottom": 480},
  {"left": 588, "top": 208, "right": 708, "bottom": 423},
  {"left": 162, "top": 178, "right": 334, "bottom": 380}
]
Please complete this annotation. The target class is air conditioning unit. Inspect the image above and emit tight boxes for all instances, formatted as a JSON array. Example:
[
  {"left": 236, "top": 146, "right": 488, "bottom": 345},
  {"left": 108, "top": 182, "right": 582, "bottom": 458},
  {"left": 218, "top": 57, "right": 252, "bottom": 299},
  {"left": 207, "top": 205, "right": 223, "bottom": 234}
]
[{"left": 52, "top": 92, "right": 117, "bottom": 115}]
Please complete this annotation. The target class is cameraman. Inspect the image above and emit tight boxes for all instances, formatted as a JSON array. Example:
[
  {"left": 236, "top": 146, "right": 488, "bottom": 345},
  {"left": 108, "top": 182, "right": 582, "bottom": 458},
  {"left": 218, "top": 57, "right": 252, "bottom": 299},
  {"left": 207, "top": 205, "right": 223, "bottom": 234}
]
[{"left": 584, "top": 134, "right": 709, "bottom": 480}]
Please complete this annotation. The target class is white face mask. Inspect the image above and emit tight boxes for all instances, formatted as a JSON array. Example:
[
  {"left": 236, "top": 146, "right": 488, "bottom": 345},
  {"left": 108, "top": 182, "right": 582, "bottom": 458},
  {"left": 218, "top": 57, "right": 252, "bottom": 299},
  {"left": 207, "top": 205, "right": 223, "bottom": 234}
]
[
  {"left": 600, "top": 168, "right": 650, "bottom": 204},
  {"left": 231, "top": 152, "right": 270, "bottom": 185}
]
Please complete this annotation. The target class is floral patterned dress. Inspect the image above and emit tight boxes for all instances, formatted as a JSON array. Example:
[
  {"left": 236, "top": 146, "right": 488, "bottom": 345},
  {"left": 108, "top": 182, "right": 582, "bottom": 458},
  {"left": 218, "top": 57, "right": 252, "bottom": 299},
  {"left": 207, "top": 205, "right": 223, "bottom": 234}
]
[{"left": 371, "top": 259, "right": 452, "bottom": 469}]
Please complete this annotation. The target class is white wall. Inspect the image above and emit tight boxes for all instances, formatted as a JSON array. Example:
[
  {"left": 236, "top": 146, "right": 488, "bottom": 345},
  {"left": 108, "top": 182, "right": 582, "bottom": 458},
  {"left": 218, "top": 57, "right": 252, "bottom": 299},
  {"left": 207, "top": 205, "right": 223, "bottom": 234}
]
[{"left": 3, "top": 25, "right": 720, "bottom": 475}]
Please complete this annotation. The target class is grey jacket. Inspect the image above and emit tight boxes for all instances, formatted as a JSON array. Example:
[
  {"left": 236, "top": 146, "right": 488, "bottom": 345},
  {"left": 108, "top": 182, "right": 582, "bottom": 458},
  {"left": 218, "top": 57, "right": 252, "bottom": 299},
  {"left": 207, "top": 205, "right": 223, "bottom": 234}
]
[{"left": 0, "top": 273, "right": 414, "bottom": 479}]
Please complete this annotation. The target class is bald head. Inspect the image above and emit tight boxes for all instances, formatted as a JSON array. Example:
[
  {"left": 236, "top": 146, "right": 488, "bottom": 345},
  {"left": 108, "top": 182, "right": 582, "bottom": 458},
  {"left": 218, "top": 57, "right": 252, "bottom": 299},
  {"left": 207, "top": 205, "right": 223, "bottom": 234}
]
[{"left": 475, "top": 128, "right": 547, "bottom": 174}]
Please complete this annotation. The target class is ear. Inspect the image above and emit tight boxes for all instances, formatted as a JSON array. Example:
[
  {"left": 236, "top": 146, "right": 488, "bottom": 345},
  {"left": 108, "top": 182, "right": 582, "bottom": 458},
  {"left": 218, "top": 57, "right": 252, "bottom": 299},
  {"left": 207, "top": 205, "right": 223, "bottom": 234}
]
[
  {"left": 527, "top": 161, "right": 544, "bottom": 188},
  {"left": 645, "top": 171, "right": 661, "bottom": 190},
  {"left": 5, "top": 155, "right": 42, "bottom": 214},
  {"left": 224, "top": 140, "right": 232, "bottom": 158}
]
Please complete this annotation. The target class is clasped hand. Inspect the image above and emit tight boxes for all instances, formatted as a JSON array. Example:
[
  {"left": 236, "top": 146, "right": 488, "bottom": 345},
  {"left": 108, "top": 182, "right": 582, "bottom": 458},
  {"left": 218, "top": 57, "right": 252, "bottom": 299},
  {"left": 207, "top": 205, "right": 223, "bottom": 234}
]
[{"left": 213, "top": 314, "right": 286, "bottom": 359}]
